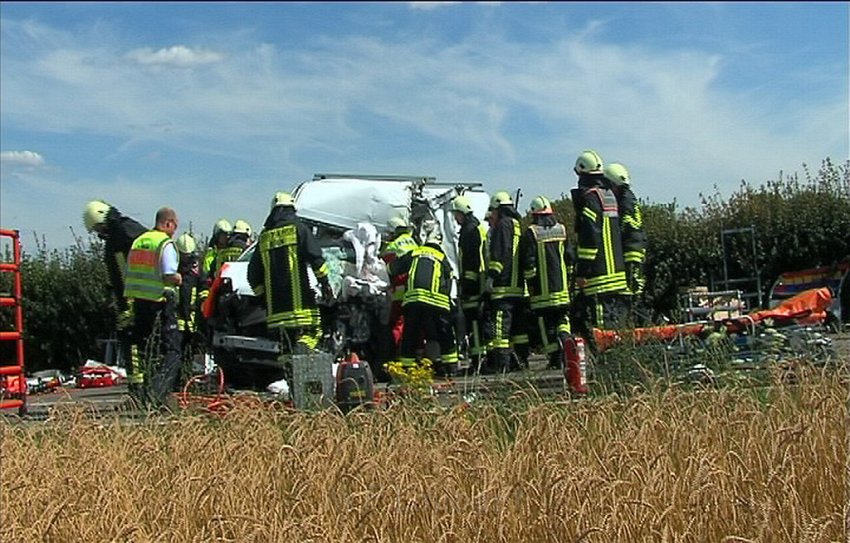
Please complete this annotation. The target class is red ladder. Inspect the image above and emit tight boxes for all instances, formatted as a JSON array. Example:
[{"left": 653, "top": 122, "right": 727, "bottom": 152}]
[{"left": 0, "top": 229, "right": 27, "bottom": 415}]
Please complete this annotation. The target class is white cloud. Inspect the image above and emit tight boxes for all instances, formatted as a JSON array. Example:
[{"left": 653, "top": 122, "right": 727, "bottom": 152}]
[
  {"left": 409, "top": 2, "right": 461, "bottom": 11},
  {"left": 126, "top": 45, "right": 223, "bottom": 68},
  {"left": 0, "top": 150, "right": 45, "bottom": 168},
  {"left": 0, "top": 15, "right": 846, "bottom": 248},
  {"left": 409, "top": 2, "right": 503, "bottom": 10}
]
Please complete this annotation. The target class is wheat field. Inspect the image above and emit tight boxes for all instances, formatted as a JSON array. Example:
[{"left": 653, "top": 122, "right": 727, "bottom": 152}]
[{"left": 1, "top": 372, "right": 846, "bottom": 542}]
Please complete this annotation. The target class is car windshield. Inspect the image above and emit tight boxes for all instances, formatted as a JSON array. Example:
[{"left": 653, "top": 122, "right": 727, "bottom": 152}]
[{"left": 237, "top": 244, "right": 256, "bottom": 262}]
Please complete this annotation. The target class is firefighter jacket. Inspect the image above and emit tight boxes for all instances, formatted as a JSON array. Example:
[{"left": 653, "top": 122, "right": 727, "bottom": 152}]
[
  {"left": 571, "top": 174, "right": 627, "bottom": 296},
  {"left": 617, "top": 186, "right": 647, "bottom": 265},
  {"left": 381, "top": 231, "right": 418, "bottom": 302},
  {"left": 215, "top": 233, "right": 249, "bottom": 270},
  {"left": 519, "top": 215, "right": 572, "bottom": 311},
  {"left": 381, "top": 231, "right": 417, "bottom": 263},
  {"left": 487, "top": 207, "right": 524, "bottom": 300},
  {"left": 103, "top": 208, "right": 147, "bottom": 311},
  {"left": 177, "top": 256, "right": 201, "bottom": 333},
  {"left": 247, "top": 206, "right": 329, "bottom": 329},
  {"left": 457, "top": 214, "right": 488, "bottom": 310},
  {"left": 202, "top": 247, "right": 218, "bottom": 279},
  {"left": 391, "top": 243, "right": 453, "bottom": 312},
  {"left": 124, "top": 230, "right": 174, "bottom": 303}
]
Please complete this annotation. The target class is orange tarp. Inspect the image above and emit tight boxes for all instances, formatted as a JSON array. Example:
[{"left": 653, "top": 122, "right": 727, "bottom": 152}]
[
  {"left": 593, "top": 323, "right": 706, "bottom": 352},
  {"left": 592, "top": 287, "right": 832, "bottom": 352},
  {"left": 724, "top": 287, "right": 832, "bottom": 331}
]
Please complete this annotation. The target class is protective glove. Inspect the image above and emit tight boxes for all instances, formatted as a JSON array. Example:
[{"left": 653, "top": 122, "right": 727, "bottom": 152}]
[
  {"left": 116, "top": 304, "right": 134, "bottom": 331},
  {"left": 626, "top": 263, "right": 646, "bottom": 295}
]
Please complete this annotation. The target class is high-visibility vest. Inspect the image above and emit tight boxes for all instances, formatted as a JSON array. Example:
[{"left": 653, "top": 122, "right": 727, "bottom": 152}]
[
  {"left": 202, "top": 247, "right": 217, "bottom": 276},
  {"left": 383, "top": 232, "right": 418, "bottom": 302},
  {"left": 124, "top": 230, "right": 172, "bottom": 302}
]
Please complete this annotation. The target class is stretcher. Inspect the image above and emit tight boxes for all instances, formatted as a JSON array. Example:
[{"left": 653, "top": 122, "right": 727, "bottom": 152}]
[{"left": 593, "top": 287, "right": 833, "bottom": 352}]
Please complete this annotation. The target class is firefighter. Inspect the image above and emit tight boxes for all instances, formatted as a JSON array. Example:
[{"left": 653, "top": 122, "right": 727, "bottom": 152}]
[
  {"left": 247, "top": 192, "right": 334, "bottom": 354},
  {"left": 391, "top": 222, "right": 459, "bottom": 378},
  {"left": 482, "top": 191, "right": 525, "bottom": 374},
  {"left": 82, "top": 200, "right": 147, "bottom": 376},
  {"left": 82, "top": 200, "right": 147, "bottom": 316},
  {"left": 215, "top": 219, "right": 252, "bottom": 268},
  {"left": 603, "top": 162, "right": 648, "bottom": 325},
  {"left": 451, "top": 194, "right": 488, "bottom": 372},
  {"left": 175, "top": 232, "right": 202, "bottom": 381},
  {"left": 202, "top": 218, "right": 232, "bottom": 280},
  {"left": 380, "top": 215, "right": 419, "bottom": 354},
  {"left": 570, "top": 150, "right": 628, "bottom": 351},
  {"left": 519, "top": 196, "right": 574, "bottom": 369},
  {"left": 123, "top": 207, "right": 183, "bottom": 408}
]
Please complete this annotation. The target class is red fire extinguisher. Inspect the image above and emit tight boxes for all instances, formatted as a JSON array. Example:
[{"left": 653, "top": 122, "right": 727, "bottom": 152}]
[{"left": 564, "top": 336, "right": 588, "bottom": 395}]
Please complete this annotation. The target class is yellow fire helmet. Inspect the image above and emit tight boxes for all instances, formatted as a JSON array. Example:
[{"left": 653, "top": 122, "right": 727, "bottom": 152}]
[
  {"left": 603, "top": 162, "right": 631, "bottom": 186},
  {"left": 574, "top": 149, "right": 604, "bottom": 174},
  {"left": 83, "top": 200, "right": 111, "bottom": 232},
  {"left": 175, "top": 232, "right": 197, "bottom": 255}
]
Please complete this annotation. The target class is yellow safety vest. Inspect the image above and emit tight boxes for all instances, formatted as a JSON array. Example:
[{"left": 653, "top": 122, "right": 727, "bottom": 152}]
[{"left": 124, "top": 230, "right": 172, "bottom": 302}]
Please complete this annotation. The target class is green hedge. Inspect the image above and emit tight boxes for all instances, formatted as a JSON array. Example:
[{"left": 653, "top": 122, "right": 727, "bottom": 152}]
[
  {"left": 642, "top": 158, "right": 850, "bottom": 320},
  {"left": 1, "top": 236, "right": 114, "bottom": 373}
]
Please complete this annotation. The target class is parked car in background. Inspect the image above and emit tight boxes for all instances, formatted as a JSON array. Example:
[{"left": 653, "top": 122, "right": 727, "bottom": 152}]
[{"left": 27, "top": 369, "right": 74, "bottom": 394}]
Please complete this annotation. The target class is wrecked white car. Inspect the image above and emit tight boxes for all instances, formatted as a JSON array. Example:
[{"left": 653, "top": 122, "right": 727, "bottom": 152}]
[{"left": 205, "top": 174, "right": 490, "bottom": 390}]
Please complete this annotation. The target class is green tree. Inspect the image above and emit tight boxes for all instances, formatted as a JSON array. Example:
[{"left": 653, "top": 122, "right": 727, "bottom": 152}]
[{"left": 0, "top": 234, "right": 115, "bottom": 372}]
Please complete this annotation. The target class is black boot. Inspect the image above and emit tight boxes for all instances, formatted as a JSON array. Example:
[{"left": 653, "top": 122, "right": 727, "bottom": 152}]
[
  {"left": 477, "top": 354, "right": 499, "bottom": 375},
  {"left": 547, "top": 351, "right": 563, "bottom": 370},
  {"left": 435, "top": 360, "right": 457, "bottom": 379}
]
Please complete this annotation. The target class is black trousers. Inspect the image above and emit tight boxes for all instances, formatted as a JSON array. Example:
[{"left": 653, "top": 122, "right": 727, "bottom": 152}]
[
  {"left": 460, "top": 304, "right": 487, "bottom": 361},
  {"left": 529, "top": 306, "right": 572, "bottom": 365},
  {"left": 133, "top": 295, "right": 182, "bottom": 407},
  {"left": 484, "top": 298, "right": 521, "bottom": 371},
  {"left": 399, "top": 302, "right": 457, "bottom": 365},
  {"left": 571, "top": 292, "right": 628, "bottom": 354}
]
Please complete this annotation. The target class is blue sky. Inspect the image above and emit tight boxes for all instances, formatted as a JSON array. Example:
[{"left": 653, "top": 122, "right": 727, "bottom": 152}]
[{"left": 1, "top": 2, "right": 847, "bottom": 250}]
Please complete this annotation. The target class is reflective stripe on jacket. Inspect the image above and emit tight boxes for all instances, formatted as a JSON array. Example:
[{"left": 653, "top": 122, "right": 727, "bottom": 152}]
[
  {"left": 124, "top": 230, "right": 172, "bottom": 302},
  {"left": 618, "top": 186, "right": 647, "bottom": 264},
  {"left": 247, "top": 207, "right": 329, "bottom": 329},
  {"left": 393, "top": 245, "right": 453, "bottom": 311},
  {"left": 458, "top": 216, "right": 488, "bottom": 309},
  {"left": 488, "top": 211, "right": 524, "bottom": 300},
  {"left": 572, "top": 182, "right": 627, "bottom": 296},
  {"left": 177, "top": 271, "right": 200, "bottom": 332},
  {"left": 202, "top": 247, "right": 217, "bottom": 277},
  {"left": 521, "top": 220, "right": 572, "bottom": 310},
  {"left": 103, "top": 209, "right": 147, "bottom": 310},
  {"left": 382, "top": 232, "right": 418, "bottom": 302}
]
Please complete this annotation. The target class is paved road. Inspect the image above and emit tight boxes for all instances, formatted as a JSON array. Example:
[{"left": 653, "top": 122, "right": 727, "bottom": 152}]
[
  {"left": 9, "top": 331, "right": 848, "bottom": 420},
  {"left": 14, "top": 356, "right": 564, "bottom": 418}
]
